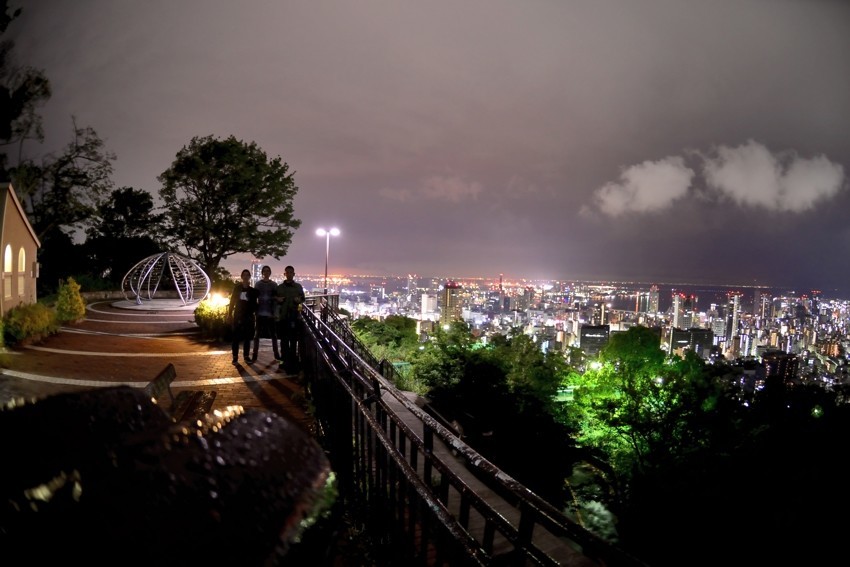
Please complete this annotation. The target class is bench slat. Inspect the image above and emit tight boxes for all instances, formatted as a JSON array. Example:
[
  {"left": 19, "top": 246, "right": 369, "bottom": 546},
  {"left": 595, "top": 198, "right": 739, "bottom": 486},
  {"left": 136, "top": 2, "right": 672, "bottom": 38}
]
[
  {"left": 181, "top": 391, "right": 217, "bottom": 423},
  {"left": 143, "top": 364, "right": 215, "bottom": 423},
  {"left": 143, "top": 363, "right": 177, "bottom": 404}
]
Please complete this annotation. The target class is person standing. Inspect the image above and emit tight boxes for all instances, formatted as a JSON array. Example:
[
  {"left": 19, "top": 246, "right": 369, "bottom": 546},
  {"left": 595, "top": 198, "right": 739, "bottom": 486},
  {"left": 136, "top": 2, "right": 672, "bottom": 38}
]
[
  {"left": 227, "top": 269, "right": 258, "bottom": 365},
  {"left": 276, "top": 265, "right": 305, "bottom": 373},
  {"left": 252, "top": 265, "right": 280, "bottom": 362}
]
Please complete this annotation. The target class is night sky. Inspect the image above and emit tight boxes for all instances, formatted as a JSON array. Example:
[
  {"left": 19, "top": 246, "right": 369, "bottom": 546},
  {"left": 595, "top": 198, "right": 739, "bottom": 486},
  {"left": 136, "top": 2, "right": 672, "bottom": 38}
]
[{"left": 8, "top": 1, "right": 850, "bottom": 294}]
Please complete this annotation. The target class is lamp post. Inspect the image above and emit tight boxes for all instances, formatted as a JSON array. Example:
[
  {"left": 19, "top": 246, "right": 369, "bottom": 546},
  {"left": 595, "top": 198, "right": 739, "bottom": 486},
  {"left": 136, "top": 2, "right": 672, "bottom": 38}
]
[{"left": 315, "top": 227, "right": 340, "bottom": 295}]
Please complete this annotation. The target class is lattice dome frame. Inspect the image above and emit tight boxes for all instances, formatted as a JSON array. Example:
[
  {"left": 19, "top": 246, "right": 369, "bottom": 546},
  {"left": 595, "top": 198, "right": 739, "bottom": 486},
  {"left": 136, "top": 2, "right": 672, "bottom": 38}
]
[{"left": 122, "top": 252, "right": 211, "bottom": 305}]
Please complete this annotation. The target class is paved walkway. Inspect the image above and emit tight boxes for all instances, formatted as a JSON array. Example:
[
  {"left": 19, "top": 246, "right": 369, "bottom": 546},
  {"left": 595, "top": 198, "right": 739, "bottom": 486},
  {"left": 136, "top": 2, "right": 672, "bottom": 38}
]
[{"left": 0, "top": 300, "right": 315, "bottom": 434}]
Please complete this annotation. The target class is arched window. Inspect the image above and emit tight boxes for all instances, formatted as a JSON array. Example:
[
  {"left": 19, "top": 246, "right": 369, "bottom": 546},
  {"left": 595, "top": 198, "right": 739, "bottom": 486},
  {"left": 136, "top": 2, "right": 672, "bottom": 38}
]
[
  {"left": 17, "top": 247, "right": 26, "bottom": 297},
  {"left": 3, "top": 244, "right": 11, "bottom": 299}
]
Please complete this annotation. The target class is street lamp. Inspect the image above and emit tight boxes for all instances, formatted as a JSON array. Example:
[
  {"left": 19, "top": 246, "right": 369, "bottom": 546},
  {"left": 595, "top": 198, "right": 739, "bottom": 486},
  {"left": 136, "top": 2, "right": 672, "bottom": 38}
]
[{"left": 315, "top": 227, "right": 340, "bottom": 295}]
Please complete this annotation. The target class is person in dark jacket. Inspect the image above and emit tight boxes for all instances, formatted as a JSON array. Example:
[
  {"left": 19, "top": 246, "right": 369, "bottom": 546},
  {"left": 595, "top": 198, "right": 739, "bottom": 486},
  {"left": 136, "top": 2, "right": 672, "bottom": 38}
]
[
  {"left": 252, "top": 265, "right": 280, "bottom": 362},
  {"left": 227, "top": 269, "right": 259, "bottom": 365},
  {"left": 276, "top": 265, "right": 305, "bottom": 372}
]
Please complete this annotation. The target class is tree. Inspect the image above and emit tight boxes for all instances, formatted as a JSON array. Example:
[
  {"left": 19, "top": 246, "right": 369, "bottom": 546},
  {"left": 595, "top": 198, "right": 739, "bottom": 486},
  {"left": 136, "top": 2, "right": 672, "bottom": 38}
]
[
  {"left": 55, "top": 276, "right": 86, "bottom": 322},
  {"left": 82, "top": 187, "right": 165, "bottom": 286},
  {"left": 351, "top": 315, "right": 418, "bottom": 349},
  {"left": 14, "top": 118, "right": 115, "bottom": 240},
  {"left": 157, "top": 135, "right": 300, "bottom": 277},
  {"left": 492, "top": 332, "right": 564, "bottom": 408},
  {"left": 0, "top": 1, "right": 51, "bottom": 179},
  {"left": 11, "top": 120, "right": 116, "bottom": 295}
]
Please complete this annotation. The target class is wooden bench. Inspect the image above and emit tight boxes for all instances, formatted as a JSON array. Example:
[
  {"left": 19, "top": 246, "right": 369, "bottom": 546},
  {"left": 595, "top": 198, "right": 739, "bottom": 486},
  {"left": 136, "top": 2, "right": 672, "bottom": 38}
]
[{"left": 143, "top": 363, "right": 217, "bottom": 423}]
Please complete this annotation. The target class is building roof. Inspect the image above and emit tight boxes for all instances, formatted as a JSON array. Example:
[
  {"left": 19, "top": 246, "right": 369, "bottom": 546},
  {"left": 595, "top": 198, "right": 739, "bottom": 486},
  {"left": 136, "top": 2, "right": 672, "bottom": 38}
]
[{"left": 0, "top": 182, "right": 41, "bottom": 247}]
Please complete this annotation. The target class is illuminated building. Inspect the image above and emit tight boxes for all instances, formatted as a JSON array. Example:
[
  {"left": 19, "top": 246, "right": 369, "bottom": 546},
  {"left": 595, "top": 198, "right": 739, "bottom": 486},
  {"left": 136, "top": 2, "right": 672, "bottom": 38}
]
[
  {"left": 440, "top": 280, "right": 462, "bottom": 326},
  {"left": 649, "top": 285, "right": 660, "bottom": 314},
  {"left": 580, "top": 324, "right": 609, "bottom": 356}
]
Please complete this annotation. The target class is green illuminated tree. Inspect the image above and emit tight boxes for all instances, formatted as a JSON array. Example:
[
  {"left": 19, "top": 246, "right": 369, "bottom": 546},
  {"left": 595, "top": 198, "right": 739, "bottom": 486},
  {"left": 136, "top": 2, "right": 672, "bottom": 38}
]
[
  {"left": 157, "top": 135, "right": 300, "bottom": 278},
  {"left": 410, "top": 323, "right": 579, "bottom": 505},
  {"left": 561, "top": 326, "right": 727, "bottom": 478},
  {"left": 351, "top": 314, "right": 418, "bottom": 351}
]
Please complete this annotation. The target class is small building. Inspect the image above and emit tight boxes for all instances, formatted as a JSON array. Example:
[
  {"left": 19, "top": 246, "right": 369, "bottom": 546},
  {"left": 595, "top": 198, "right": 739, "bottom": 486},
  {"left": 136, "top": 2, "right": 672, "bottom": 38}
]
[{"left": 0, "top": 183, "right": 40, "bottom": 316}]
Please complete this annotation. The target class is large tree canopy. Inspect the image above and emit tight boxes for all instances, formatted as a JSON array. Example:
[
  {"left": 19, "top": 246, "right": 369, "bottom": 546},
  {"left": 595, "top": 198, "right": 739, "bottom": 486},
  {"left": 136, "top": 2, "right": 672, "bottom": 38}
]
[{"left": 157, "top": 135, "right": 300, "bottom": 277}]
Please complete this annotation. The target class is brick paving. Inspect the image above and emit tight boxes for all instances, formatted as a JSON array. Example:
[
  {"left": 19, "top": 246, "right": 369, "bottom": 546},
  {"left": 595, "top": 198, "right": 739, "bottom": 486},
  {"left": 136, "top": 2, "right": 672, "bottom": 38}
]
[{"left": 0, "top": 299, "right": 316, "bottom": 434}]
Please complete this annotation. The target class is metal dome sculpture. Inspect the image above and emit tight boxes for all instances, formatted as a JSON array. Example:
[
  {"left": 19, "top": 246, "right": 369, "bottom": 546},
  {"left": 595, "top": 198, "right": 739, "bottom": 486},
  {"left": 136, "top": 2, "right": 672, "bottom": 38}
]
[{"left": 122, "top": 252, "right": 211, "bottom": 305}]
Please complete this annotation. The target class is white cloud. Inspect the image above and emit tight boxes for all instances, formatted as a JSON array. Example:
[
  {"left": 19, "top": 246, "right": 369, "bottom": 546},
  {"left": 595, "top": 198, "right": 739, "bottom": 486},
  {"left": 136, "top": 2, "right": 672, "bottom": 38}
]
[
  {"left": 703, "top": 140, "right": 846, "bottom": 212},
  {"left": 592, "top": 156, "right": 694, "bottom": 217},
  {"left": 589, "top": 141, "right": 847, "bottom": 217}
]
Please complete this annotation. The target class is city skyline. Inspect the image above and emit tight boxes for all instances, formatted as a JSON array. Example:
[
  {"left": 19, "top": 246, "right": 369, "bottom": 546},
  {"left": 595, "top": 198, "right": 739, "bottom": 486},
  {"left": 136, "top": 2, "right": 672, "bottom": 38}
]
[
  {"left": 9, "top": 1, "right": 850, "bottom": 292},
  {"left": 246, "top": 261, "right": 845, "bottom": 300}
]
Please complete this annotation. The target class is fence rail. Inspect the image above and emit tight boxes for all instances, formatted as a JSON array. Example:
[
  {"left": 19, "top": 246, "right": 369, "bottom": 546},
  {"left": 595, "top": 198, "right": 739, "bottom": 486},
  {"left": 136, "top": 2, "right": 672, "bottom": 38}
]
[{"left": 300, "top": 295, "right": 646, "bottom": 566}]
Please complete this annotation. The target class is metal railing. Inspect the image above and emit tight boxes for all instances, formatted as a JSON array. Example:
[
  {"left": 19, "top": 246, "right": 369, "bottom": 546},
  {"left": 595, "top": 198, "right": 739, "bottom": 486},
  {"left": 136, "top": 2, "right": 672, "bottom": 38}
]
[{"left": 300, "top": 295, "right": 647, "bottom": 566}]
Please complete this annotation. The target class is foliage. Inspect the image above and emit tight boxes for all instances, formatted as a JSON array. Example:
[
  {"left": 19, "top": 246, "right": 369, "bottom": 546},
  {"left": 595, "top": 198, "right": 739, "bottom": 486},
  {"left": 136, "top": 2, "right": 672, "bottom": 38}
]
[
  {"left": 559, "top": 326, "right": 751, "bottom": 531},
  {"left": 1, "top": 5, "right": 118, "bottom": 295},
  {"left": 82, "top": 186, "right": 165, "bottom": 286},
  {"left": 34, "top": 230, "right": 87, "bottom": 296},
  {"left": 157, "top": 135, "right": 301, "bottom": 276},
  {"left": 351, "top": 315, "right": 418, "bottom": 358},
  {"left": 194, "top": 295, "right": 230, "bottom": 340},
  {"left": 55, "top": 277, "right": 86, "bottom": 322},
  {"left": 0, "top": 1, "right": 52, "bottom": 179},
  {"left": 14, "top": 118, "right": 115, "bottom": 240},
  {"left": 350, "top": 315, "right": 426, "bottom": 393},
  {"left": 65, "top": 273, "right": 113, "bottom": 292},
  {"left": 409, "top": 321, "right": 580, "bottom": 505},
  {"left": 12, "top": 120, "right": 115, "bottom": 296},
  {"left": 489, "top": 332, "right": 564, "bottom": 410},
  {"left": 2, "top": 301, "right": 57, "bottom": 343}
]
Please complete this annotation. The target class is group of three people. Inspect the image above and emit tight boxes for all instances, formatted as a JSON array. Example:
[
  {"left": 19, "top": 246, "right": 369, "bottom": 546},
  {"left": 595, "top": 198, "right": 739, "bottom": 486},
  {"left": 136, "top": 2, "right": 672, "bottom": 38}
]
[{"left": 226, "top": 264, "right": 305, "bottom": 372}]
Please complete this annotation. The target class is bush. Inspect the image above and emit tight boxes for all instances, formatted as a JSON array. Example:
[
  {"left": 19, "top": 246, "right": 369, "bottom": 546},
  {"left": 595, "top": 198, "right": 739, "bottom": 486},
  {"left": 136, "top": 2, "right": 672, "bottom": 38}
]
[
  {"left": 55, "top": 277, "right": 87, "bottom": 323},
  {"left": 3, "top": 302, "right": 58, "bottom": 344},
  {"left": 194, "top": 294, "right": 231, "bottom": 341}
]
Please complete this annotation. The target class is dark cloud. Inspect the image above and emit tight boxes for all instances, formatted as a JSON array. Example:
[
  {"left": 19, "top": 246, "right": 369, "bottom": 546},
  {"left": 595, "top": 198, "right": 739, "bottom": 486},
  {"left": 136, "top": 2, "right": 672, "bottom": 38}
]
[{"left": 7, "top": 0, "right": 850, "bottom": 294}]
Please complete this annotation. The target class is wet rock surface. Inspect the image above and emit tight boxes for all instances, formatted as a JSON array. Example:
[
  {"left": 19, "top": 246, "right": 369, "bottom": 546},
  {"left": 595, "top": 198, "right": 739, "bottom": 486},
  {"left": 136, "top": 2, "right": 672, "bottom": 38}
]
[{"left": 0, "top": 386, "right": 334, "bottom": 565}]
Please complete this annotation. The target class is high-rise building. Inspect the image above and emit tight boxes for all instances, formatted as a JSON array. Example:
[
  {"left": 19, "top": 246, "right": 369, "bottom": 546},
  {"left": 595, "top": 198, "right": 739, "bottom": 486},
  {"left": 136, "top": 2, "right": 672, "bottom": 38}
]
[
  {"left": 669, "top": 328, "right": 690, "bottom": 355},
  {"left": 439, "top": 280, "right": 462, "bottom": 326},
  {"left": 672, "top": 293, "right": 683, "bottom": 329},
  {"left": 761, "top": 349, "right": 799, "bottom": 416},
  {"left": 498, "top": 273, "right": 504, "bottom": 314},
  {"left": 635, "top": 293, "right": 644, "bottom": 313},
  {"left": 665, "top": 326, "right": 708, "bottom": 357},
  {"left": 421, "top": 293, "right": 437, "bottom": 317},
  {"left": 689, "top": 328, "right": 714, "bottom": 359},
  {"left": 729, "top": 293, "right": 741, "bottom": 340},
  {"left": 711, "top": 318, "right": 726, "bottom": 342},
  {"left": 648, "top": 285, "right": 660, "bottom": 314},
  {"left": 406, "top": 274, "right": 417, "bottom": 306},
  {"left": 250, "top": 260, "right": 263, "bottom": 285}
]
